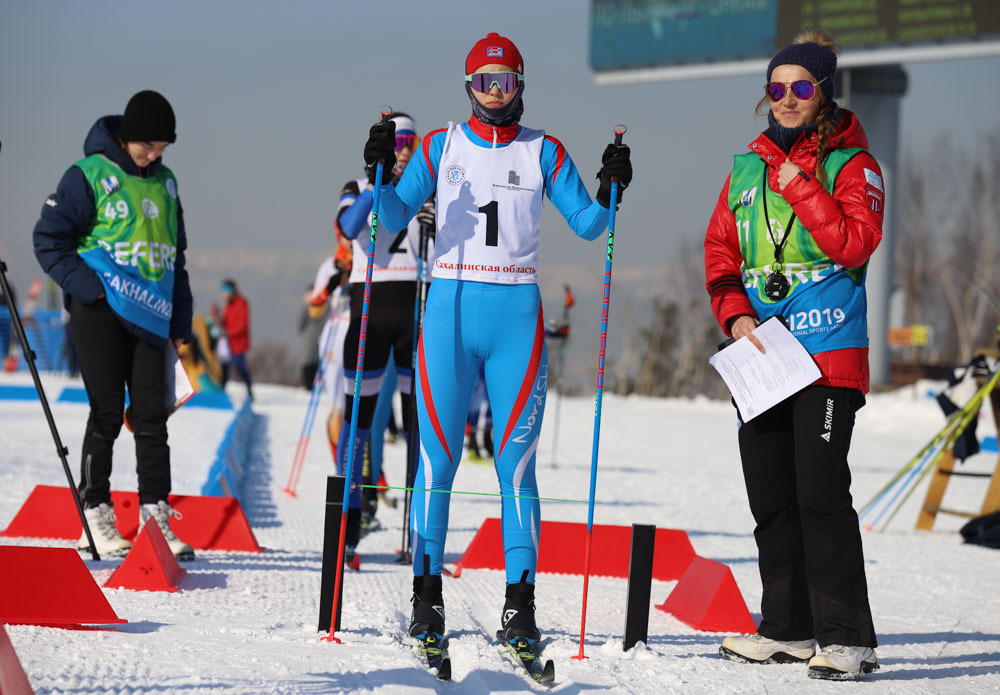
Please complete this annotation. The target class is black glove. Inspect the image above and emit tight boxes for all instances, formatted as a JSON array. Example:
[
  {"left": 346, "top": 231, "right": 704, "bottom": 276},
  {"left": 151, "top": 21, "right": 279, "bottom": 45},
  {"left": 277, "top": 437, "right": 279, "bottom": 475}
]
[
  {"left": 363, "top": 120, "right": 396, "bottom": 186},
  {"left": 595, "top": 142, "right": 633, "bottom": 208},
  {"left": 415, "top": 199, "right": 435, "bottom": 232}
]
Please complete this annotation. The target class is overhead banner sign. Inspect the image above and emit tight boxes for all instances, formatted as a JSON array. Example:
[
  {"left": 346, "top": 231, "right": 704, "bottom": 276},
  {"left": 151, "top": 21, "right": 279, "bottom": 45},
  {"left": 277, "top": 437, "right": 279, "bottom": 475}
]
[{"left": 591, "top": 0, "right": 1000, "bottom": 81}]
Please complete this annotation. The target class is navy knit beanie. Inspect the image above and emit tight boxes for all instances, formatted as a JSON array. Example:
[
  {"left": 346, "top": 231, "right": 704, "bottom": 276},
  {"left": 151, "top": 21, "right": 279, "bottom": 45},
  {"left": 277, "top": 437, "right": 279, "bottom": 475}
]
[{"left": 767, "top": 42, "right": 837, "bottom": 101}]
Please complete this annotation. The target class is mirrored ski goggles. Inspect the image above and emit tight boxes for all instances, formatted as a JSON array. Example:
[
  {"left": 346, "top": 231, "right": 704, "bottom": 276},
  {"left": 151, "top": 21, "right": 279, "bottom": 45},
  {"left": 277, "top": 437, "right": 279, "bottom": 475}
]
[
  {"left": 765, "top": 77, "right": 827, "bottom": 101},
  {"left": 395, "top": 133, "right": 419, "bottom": 151},
  {"left": 465, "top": 71, "right": 524, "bottom": 93}
]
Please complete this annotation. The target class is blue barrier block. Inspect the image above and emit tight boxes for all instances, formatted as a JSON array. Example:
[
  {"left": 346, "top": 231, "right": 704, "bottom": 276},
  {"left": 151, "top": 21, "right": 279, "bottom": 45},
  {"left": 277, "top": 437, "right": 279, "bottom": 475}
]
[
  {"left": 56, "top": 386, "right": 233, "bottom": 411},
  {"left": 0, "top": 385, "right": 41, "bottom": 400},
  {"left": 201, "top": 399, "right": 255, "bottom": 500},
  {"left": 983, "top": 436, "right": 998, "bottom": 453}
]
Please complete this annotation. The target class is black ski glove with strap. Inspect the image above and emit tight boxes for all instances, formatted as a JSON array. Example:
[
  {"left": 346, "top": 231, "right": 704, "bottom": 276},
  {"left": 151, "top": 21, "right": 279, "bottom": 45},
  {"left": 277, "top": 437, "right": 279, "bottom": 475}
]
[
  {"left": 364, "top": 120, "right": 396, "bottom": 186},
  {"left": 595, "top": 142, "right": 632, "bottom": 208}
]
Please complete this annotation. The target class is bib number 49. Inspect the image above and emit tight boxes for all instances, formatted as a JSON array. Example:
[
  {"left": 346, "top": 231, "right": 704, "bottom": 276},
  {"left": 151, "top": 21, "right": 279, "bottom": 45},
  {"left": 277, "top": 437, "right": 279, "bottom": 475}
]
[{"left": 104, "top": 200, "right": 129, "bottom": 220}]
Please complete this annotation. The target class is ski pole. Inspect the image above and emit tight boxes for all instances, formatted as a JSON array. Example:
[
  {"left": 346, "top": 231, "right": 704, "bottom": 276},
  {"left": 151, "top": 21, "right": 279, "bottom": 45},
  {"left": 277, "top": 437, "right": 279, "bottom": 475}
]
[
  {"left": 860, "top": 361, "right": 999, "bottom": 522},
  {"left": 878, "top": 364, "right": 1000, "bottom": 531},
  {"left": 574, "top": 125, "right": 626, "bottom": 661},
  {"left": 325, "top": 106, "right": 393, "bottom": 643},
  {"left": 0, "top": 257, "right": 100, "bottom": 561},
  {"left": 400, "top": 221, "right": 429, "bottom": 564},
  {"left": 284, "top": 321, "right": 337, "bottom": 496},
  {"left": 858, "top": 406, "right": 967, "bottom": 522}
]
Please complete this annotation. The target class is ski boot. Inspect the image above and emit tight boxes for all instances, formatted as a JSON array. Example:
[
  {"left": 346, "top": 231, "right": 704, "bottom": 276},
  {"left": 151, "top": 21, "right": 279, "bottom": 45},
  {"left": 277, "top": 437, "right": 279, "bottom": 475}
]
[
  {"left": 501, "top": 570, "right": 540, "bottom": 643},
  {"left": 409, "top": 556, "right": 445, "bottom": 640}
]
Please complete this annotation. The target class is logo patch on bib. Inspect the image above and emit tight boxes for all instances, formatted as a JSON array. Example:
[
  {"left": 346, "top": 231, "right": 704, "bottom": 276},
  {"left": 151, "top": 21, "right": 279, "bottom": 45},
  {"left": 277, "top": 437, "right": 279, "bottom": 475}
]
[{"left": 445, "top": 165, "right": 466, "bottom": 186}]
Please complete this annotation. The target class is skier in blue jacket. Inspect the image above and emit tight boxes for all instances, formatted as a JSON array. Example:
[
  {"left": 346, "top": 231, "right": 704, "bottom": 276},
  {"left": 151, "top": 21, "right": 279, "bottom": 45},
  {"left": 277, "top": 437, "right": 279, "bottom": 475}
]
[{"left": 363, "top": 32, "right": 632, "bottom": 647}]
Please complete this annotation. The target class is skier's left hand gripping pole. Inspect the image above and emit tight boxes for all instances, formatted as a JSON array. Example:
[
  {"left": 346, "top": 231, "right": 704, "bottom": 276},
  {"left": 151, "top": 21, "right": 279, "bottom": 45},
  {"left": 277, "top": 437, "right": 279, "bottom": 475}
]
[
  {"left": 573, "top": 125, "right": 627, "bottom": 661},
  {"left": 324, "top": 106, "right": 393, "bottom": 643}
]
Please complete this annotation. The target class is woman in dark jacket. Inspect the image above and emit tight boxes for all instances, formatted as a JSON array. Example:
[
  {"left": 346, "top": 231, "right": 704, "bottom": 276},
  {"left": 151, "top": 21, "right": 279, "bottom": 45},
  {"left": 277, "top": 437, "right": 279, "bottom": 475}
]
[
  {"left": 33, "top": 90, "right": 194, "bottom": 560},
  {"left": 704, "top": 30, "right": 882, "bottom": 680}
]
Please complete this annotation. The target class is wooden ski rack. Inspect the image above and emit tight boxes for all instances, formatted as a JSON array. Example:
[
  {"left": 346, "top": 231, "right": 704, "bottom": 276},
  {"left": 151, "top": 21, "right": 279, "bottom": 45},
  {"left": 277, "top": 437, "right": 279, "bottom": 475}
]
[{"left": 916, "top": 348, "right": 1000, "bottom": 530}]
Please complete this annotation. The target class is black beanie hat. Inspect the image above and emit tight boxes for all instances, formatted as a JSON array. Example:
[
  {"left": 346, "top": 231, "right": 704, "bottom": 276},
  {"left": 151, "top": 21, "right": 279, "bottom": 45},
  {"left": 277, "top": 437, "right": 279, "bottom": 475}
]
[{"left": 117, "top": 90, "right": 177, "bottom": 143}]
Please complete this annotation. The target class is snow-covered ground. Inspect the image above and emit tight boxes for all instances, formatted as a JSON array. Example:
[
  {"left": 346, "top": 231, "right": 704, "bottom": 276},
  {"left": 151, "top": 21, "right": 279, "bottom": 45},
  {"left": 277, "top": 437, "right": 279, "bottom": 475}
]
[{"left": 2, "top": 371, "right": 999, "bottom": 694}]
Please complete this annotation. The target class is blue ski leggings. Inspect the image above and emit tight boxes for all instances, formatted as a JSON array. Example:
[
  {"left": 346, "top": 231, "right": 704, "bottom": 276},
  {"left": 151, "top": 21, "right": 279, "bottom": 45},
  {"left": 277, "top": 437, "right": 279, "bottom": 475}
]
[{"left": 411, "top": 279, "right": 548, "bottom": 585}]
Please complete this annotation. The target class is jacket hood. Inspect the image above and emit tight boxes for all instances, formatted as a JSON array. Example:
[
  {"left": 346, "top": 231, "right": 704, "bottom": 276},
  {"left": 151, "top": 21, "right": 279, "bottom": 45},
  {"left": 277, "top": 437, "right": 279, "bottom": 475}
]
[
  {"left": 83, "top": 115, "right": 162, "bottom": 177},
  {"left": 751, "top": 108, "right": 870, "bottom": 162}
]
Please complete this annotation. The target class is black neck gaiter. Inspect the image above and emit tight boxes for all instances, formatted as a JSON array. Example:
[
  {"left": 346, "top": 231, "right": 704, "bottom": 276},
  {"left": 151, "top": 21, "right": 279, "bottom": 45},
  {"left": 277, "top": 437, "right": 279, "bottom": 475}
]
[{"left": 466, "top": 82, "right": 525, "bottom": 128}]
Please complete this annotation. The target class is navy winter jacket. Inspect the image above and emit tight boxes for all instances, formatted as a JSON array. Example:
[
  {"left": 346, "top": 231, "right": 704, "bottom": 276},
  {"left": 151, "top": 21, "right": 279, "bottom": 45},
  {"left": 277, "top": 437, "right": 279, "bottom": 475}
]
[{"left": 32, "top": 115, "right": 193, "bottom": 346}]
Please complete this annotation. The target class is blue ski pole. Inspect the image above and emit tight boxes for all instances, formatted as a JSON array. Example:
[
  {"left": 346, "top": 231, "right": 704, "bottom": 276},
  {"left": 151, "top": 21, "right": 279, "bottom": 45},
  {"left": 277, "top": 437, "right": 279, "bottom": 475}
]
[
  {"left": 574, "top": 125, "right": 627, "bottom": 661},
  {"left": 325, "top": 106, "right": 393, "bottom": 642}
]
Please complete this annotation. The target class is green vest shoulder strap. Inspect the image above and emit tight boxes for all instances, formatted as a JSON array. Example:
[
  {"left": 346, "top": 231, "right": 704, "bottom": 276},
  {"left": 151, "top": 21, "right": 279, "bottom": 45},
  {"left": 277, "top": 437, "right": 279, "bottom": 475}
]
[{"left": 728, "top": 146, "right": 866, "bottom": 209}]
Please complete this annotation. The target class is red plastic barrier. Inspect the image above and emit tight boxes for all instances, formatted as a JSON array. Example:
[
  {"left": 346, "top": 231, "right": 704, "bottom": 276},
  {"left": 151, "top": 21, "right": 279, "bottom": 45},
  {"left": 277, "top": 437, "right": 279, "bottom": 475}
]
[
  {"left": 0, "top": 546, "right": 126, "bottom": 627},
  {"left": 104, "top": 519, "right": 187, "bottom": 592},
  {"left": 450, "top": 518, "right": 695, "bottom": 580},
  {"left": 0, "top": 624, "right": 35, "bottom": 695},
  {"left": 1, "top": 485, "right": 262, "bottom": 552},
  {"left": 656, "top": 556, "right": 756, "bottom": 634}
]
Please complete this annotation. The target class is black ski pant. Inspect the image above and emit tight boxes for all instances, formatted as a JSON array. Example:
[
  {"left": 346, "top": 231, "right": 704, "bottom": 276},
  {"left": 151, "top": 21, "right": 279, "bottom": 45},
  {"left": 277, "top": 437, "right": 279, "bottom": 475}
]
[
  {"left": 737, "top": 384, "right": 877, "bottom": 649},
  {"left": 69, "top": 297, "right": 171, "bottom": 508},
  {"left": 341, "top": 281, "right": 416, "bottom": 432}
]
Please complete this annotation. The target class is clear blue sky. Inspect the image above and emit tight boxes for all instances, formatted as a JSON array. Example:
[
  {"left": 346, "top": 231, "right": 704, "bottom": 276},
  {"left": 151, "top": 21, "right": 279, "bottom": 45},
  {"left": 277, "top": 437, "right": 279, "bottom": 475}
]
[{"left": 2, "top": 1, "right": 998, "bottom": 367}]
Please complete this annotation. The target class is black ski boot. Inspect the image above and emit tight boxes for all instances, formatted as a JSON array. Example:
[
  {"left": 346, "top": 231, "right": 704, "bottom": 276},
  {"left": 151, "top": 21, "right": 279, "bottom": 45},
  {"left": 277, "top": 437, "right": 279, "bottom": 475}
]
[
  {"left": 501, "top": 570, "right": 540, "bottom": 642},
  {"left": 409, "top": 557, "right": 445, "bottom": 639}
]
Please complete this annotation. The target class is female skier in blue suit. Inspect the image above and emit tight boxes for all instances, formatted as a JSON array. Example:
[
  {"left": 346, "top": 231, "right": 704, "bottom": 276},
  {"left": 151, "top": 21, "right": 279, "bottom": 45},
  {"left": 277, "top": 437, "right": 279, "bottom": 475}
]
[{"left": 363, "top": 32, "right": 632, "bottom": 646}]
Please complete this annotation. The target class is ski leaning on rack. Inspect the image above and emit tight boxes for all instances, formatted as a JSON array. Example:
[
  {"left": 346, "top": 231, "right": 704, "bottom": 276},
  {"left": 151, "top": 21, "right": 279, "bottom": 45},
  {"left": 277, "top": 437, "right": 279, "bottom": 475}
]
[
  {"left": 496, "top": 630, "right": 555, "bottom": 686},
  {"left": 414, "top": 633, "right": 451, "bottom": 681}
]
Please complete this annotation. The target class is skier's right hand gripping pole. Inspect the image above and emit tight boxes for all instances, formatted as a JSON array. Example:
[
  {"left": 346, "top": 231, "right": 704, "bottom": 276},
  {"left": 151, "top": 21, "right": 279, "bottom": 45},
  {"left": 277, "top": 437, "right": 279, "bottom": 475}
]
[
  {"left": 575, "top": 125, "right": 629, "bottom": 662},
  {"left": 595, "top": 126, "right": 632, "bottom": 209}
]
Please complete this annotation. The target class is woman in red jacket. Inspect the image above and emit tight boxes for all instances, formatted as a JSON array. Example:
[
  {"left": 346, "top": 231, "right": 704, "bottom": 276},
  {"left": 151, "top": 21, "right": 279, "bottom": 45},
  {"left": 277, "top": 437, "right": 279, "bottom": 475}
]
[
  {"left": 220, "top": 278, "right": 253, "bottom": 400},
  {"left": 704, "top": 30, "right": 881, "bottom": 680}
]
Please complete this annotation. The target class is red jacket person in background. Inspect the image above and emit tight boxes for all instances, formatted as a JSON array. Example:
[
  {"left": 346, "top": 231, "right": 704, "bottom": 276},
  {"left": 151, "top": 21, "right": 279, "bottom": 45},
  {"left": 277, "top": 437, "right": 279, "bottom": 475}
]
[
  {"left": 704, "top": 29, "right": 882, "bottom": 680},
  {"left": 220, "top": 278, "right": 253, "bottom": 400}
]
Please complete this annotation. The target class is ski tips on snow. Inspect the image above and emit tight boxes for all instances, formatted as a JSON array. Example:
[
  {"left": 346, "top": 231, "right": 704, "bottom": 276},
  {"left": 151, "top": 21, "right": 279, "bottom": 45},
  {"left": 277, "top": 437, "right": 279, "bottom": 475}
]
[
  {"left": 496, "top": 630, "right": 555, "bottom": 687},
  {"left": 414, "top": 633, "right": 450, "bottom": 681}
]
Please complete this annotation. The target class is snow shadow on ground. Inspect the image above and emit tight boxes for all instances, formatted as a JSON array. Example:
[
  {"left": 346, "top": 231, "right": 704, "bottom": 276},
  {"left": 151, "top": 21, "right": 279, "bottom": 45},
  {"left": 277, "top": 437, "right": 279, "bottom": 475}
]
[{"left": 240, "top": 412, "right": 281, "bottom": 528}]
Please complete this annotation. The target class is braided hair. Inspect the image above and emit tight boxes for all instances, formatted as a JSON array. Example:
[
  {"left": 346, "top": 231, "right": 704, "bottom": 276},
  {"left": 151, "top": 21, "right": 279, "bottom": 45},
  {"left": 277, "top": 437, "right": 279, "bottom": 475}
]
[{"left": 795, "top": 30, "right": 840, "bottom": 187}]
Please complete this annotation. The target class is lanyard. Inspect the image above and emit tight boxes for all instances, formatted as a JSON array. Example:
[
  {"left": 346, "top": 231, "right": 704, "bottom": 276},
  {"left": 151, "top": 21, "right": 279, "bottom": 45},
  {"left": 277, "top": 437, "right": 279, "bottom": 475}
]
[{"left": 760, "top": 167, "right": 797, "bottom": 270}]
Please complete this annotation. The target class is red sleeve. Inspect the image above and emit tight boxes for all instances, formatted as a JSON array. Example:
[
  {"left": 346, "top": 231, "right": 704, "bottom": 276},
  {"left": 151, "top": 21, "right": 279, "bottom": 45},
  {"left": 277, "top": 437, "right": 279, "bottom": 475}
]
[
  {"left": 780, "top": 152, "right": 884, "bottom": 269},
  {"left": 223, "top": 297, "right": 250, "bottom": 346},
  {"left": 704, "top": 174, "right": 756, "bottom": 335}
]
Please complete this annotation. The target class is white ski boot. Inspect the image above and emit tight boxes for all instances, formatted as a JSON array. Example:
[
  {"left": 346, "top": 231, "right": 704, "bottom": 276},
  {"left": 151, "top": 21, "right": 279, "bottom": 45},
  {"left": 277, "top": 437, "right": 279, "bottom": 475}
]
[
  {"left": 78, "top": 503, "right": 132, "bottom": 557},
  {"left": 139, "top": 500, "right": 195, "bottom": 561},
  {"left": 720, "top": 633, "right": 816, "bottom": 664}
]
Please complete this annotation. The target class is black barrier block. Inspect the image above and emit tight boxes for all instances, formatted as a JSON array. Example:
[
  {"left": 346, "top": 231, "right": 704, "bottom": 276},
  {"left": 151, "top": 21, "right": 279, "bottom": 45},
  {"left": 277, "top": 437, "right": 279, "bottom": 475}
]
[
  {"left": 624, "top": 523, "right": 655, "bottom": 651},
  {"left": 318, "top": 475, "right": 346, "bottom": 633}
]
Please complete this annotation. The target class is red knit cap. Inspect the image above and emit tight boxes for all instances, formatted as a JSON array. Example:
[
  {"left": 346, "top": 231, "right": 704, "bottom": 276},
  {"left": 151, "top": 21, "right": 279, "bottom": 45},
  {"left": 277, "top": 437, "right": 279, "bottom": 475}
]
[{"left": 465, "top": 32, "right": 523, "bottom": 75}]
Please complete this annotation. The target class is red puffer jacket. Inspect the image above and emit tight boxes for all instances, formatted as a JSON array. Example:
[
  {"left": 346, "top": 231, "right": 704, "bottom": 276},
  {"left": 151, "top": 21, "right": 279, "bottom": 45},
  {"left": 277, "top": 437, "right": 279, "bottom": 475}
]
[
  {"left": 704, "top": 109, "right": 884, "bottom": 393},
  {"left": 223, "top": 294, "right": 251, "bottom": 355}
]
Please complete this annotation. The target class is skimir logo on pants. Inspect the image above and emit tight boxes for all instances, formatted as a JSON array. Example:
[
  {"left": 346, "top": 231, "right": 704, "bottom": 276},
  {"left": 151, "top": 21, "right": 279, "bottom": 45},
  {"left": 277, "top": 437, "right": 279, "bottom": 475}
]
[{"left": 821, "top": 398, "right": 834, "bottom": 442}]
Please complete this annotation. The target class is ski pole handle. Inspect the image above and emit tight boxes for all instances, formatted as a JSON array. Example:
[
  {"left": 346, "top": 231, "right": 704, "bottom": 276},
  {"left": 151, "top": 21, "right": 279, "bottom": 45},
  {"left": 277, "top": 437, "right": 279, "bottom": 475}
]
[
  {"left": 375, "top": 104, "right": 393, "bottom": 163},
  {"left": 610, "top": 124, "right": 627, "bottom": 181}
]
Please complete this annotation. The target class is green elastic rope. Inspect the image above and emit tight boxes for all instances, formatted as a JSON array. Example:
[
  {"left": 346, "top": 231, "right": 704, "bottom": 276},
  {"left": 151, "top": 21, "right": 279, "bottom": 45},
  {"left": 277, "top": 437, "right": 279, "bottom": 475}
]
[{"left": 358, "top": 484, "right": 602, "bottom": 505}]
